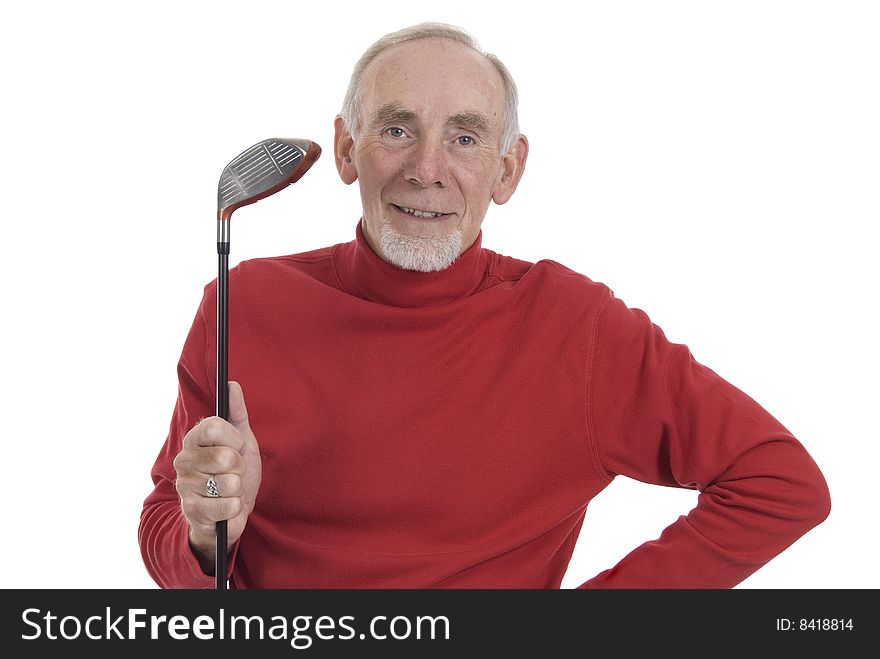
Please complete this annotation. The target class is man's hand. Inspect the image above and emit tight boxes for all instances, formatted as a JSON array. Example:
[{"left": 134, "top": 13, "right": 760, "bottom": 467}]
[{"left": 172, "top": 381, "right": 262, "bottom": 574}]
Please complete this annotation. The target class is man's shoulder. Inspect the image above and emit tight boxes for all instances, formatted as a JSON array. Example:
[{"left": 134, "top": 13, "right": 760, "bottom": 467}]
[
  {"left": 264, "top": 241, "right": 342, "bottom": 266},
  {"left": 489, "top": 250, "right": 612, "bottom": 299},
  {"left": 228, "top": 241, "right": 348, "bottom": 290},
  {"left": 282, "top": 241, "right": 345, "bottom": 261}
]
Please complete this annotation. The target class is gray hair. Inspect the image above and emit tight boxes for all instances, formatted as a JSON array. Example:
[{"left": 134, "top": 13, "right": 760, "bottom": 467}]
[{"left": 339, "top": 22, "right": 521, "bottom": 154}]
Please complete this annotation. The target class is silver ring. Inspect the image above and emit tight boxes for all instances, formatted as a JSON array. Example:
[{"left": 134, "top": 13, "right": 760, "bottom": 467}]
[{"left": 206, "top": 475, "right": 220, "bottom": 498}]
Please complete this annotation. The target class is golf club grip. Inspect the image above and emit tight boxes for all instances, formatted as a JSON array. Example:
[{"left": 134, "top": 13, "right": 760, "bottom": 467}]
[{"left": 216, "top": 252, "right": 230, "bottom": 590}]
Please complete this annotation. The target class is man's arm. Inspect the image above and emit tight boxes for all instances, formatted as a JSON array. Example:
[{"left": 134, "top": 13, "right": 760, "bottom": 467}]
[
  {"left": 139, "top": 286, "right": 253, "bottom": 589},
  {"left": 579, "top": 291, "right": 830, "bottom": 588},
  {"left": 139, "top": 347, "right": 218, "bottom": 588}
]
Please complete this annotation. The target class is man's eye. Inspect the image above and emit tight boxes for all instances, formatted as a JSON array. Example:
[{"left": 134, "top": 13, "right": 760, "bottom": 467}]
[
  {"left": 456, "top": 135, "right": 475, "bottom": 146},
  {"left": 387, "top": 127, "right": 406, "bottom": 138}
]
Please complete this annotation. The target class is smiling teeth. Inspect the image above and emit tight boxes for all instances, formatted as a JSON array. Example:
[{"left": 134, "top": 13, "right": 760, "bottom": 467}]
[{"left": 399, "top": 206, "right": 443, "bottom": 218}]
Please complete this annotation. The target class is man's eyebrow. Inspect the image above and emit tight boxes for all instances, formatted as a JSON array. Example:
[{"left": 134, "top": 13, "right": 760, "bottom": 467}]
[
  {"left": 371, "top": 103, "right": 416, "bottom": 126},
  {"left": 370, "top": 104, "right": 492, "bottom": 133},
  {"left": 447, "top": 112, "right": 490, "bottom": 133}
]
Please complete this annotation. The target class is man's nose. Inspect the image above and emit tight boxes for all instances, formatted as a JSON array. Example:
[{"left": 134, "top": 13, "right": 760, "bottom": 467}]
[{"left": 403, "top": 138, "right": 448, "bottom": 188}]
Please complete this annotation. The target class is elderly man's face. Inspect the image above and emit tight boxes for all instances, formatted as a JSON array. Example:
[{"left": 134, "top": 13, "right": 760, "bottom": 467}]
[{"left": 334, "top": 38, "right": 528, "bottom": 271}]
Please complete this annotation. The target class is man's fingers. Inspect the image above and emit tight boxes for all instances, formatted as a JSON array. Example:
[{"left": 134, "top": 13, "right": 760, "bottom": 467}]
[
  {"left": 173, "top": 382, "right": 259, "bottom": 552},
  {"left": 182, "top": 416, "right": 245, "bottom": 451},
  {"left": 176, "top": 472, "right": 243, "bottom": 500},
  {"left": 185, "top": 496, "right": 244, "bottom": 534},
  {"left": 173, "top": 445, "right": 244, "bottom": 478},
  {"left": 179, "top": 383, "right": 257, "bottom": 455}
]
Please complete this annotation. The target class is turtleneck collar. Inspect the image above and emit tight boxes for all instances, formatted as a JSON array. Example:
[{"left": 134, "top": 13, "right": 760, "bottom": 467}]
[{"left": 334, "top": 220, "right": 491, "bottom": 307}]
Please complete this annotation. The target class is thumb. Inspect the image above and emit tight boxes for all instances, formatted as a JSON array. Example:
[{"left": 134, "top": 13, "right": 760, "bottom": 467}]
[{"left": 227, "top": 381, "right": 254, "bottom": 440}]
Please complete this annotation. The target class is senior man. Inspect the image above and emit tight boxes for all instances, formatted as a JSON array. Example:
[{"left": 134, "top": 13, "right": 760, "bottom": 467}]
[{"left": 140, "top": 22, "right": 830, "bottom": 588}]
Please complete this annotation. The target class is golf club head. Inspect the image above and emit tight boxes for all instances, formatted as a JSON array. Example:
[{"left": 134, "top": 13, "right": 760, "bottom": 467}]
[{"left": 217, "top": 138, "right": 321, "bottom": 221}]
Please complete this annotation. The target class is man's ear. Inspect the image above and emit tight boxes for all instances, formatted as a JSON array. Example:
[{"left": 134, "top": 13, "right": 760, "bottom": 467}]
[
  {"left": 492, "top": 134, "right": 529, "bottom": 205},
  {"left": 334, "top": 115, "right": 358, "bottom": 185}
]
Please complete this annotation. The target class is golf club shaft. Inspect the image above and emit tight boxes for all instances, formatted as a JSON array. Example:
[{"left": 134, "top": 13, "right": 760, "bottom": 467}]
[{"left": 216, "top": 246, "right": 229, "bottom": 590}]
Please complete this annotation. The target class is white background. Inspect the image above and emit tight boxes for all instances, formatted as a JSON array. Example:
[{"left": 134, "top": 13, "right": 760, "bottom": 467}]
[{"left": 1, "top": 1, "right": 876, "bottom": 589}]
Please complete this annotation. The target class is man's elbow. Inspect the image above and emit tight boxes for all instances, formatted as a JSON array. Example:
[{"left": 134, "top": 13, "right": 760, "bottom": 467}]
[
  {"left": 781, "top": 446, "right": 832, "bottom": 539},
  {"left": 740, "top": 438, "right": 832, "bottom": 550},
  {"left": 801, "top": 467, "right": 832, "bottom": 530},
  {"left": 777, "top": 435, "right": 832, "bottom": 534}
]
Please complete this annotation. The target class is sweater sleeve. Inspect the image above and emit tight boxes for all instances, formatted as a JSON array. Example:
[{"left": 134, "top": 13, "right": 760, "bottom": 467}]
[
  {"left": 138, "top": 287, "right": 225, "bottom": 588},
  {"left": 579, "top": 290, "right": 830, "bottom": 588}
]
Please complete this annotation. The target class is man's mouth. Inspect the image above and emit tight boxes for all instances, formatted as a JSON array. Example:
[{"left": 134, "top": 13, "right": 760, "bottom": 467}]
[{"left": 391, "top": 204, "right": 450, "bottom": 219}]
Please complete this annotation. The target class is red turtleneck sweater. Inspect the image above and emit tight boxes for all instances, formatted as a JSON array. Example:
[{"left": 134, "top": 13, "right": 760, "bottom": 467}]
[{"left": 140, "top": 222, "right": 830, "bottom": 588}]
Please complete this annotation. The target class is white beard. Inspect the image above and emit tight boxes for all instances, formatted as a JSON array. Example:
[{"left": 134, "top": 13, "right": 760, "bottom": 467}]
[{"left": 378, "top": 220, "right": 463, "bottom": 272}]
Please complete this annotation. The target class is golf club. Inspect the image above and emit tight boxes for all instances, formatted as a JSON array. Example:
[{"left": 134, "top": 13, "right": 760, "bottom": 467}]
[{"left": 215, "top": 137, "right": 321, "bottom": 590}]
